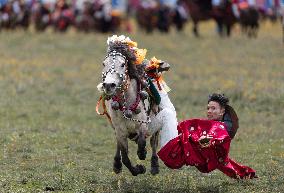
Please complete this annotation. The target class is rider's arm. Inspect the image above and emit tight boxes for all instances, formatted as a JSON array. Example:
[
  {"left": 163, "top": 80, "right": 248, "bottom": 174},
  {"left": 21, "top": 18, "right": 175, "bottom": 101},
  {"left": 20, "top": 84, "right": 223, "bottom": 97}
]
[{"left": 147, "top": 78, "right": 161, "bottom": 105}]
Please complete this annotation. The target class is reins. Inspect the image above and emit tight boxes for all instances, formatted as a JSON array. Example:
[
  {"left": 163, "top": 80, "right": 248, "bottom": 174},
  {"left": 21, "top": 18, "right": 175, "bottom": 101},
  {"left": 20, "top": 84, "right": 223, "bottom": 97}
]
[{"left": 96, "top": 95, "right": 114, "bottom": 129}]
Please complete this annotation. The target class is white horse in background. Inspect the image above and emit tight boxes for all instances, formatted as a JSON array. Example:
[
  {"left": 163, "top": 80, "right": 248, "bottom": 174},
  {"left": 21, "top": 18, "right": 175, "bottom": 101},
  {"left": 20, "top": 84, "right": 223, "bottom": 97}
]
[{"left": 97, "top": 35, "right": 178, "bottom": 176}]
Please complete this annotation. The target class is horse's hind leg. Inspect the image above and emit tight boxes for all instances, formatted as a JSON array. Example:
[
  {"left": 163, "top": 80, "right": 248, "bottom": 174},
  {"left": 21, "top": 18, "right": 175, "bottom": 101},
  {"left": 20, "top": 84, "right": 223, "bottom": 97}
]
[
  {"left": 137, "top": 130, "right": 147, "bottom": 160},
  {"left": 193, "top": 21, "right": 199, "bottom": 37},
  {"left": 113, "top": 142, "right": 122, "bottom": 174},
  {"left": 215, "top": 19, "right": 224, "bottom": 37},
  {"left": 226, "top": 24, "right": 232, "bottom": 37},
  {"left": 252, "top": 23, "right": 259, "bottom": 38},
  {"left": 118, "top": 137, "right": 146, "bottom": 176},
  {"left": 150, "top": 131, "right": 160, "bottom": 175}
]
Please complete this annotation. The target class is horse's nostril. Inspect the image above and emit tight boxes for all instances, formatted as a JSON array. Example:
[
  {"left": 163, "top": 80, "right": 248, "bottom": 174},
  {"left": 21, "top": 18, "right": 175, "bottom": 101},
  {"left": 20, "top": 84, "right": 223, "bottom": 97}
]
[{"left": 103, "top": 83, "right": 116, "bottom": 90}]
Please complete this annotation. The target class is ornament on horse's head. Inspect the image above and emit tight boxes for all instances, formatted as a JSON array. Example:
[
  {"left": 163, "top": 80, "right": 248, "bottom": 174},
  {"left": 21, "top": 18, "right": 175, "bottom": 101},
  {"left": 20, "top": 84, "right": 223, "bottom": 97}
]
[
  {"left": 100, "top": 50, "right": 130, "bottom": 96},
  {"left": 133, "top": 48, "right": 147, "bottom": 65}
]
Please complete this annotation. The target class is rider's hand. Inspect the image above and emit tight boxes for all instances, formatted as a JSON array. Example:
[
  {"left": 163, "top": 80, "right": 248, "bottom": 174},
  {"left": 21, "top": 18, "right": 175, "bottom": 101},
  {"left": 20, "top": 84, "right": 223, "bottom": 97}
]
[
  {"left": 199, "top": 135, "right": 213, "bottom": 148},
  {"left": 152, "top": 104, "right": 159, "bottom": 115}
]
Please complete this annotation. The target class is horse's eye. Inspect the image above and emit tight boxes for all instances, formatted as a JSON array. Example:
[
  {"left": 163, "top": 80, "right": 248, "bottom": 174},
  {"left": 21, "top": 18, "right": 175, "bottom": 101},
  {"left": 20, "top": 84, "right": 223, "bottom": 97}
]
[
  {"left": 121, "top": 63, "right": 125, "bottom": 67},
  {"left": 102, "top": 62, "right": 105, "bottom": 66}
]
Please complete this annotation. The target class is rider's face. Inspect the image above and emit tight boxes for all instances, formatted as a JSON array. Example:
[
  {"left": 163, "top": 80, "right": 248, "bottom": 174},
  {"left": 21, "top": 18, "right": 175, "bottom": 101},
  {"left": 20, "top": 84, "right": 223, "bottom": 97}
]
[{"left": 207, "top": 101, "right": 225, "bottom": 121}]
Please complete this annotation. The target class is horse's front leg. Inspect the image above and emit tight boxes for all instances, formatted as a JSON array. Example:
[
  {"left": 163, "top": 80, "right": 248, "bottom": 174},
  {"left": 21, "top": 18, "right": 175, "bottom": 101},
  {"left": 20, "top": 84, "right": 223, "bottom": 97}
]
[
  {"left": 117, "top": 135, "right": 146, "bottom": 176},
  {"left": 215, "top": 18, "right": 224, "bottom": 37},
  {"left": 113, "top": 141, "right": 122, "bottom": 174},
  {"left": 226, "top": 24, "right": 232, "bottom": 37},
  {"left": 137, "top": 128, "right": 147, "bottom": 160},
  {"left": 150, "top": 131, "right": 160, "bottom": 175}
]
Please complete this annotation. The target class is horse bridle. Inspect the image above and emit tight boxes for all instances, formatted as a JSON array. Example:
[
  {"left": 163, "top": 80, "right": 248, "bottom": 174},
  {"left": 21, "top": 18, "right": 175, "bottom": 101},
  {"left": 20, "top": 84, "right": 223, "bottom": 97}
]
[
  {"left": 102, "top": 50, "right": 130, "bottom": 93},
  {"left": 102, "top": 50, "right": 151, "bottom": 124}
]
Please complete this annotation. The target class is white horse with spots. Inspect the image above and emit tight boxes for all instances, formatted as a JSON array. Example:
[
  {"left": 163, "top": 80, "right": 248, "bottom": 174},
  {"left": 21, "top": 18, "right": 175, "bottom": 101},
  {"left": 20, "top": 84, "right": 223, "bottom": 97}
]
[{"left": 97, "top": 35, "right": 178, "bottom": 176}]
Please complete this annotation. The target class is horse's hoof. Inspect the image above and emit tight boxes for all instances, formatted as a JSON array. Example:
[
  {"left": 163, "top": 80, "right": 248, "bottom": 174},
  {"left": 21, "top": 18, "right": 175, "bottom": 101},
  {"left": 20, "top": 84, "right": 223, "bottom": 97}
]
[
  {"left": 151, "top": 167, "right": 159, "bottom": 175},
  {"left": 113, "top": 162, "right": 122, "bottom": 174},
  {"left": 113, "top": 166, "right": 122, "bottom": 174},
  {"left": 131, "top": 165, "right": 146, "bottom": 176},
  {"left": 136, "top": 164, "right": 146, "bottom": 174}
]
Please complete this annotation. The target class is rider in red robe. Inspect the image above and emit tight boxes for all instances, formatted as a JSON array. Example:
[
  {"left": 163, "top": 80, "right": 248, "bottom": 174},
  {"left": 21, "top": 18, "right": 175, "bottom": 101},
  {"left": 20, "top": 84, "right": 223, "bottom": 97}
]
[{"left": 158, "top": 93, "right": 257, "bottom": 179}]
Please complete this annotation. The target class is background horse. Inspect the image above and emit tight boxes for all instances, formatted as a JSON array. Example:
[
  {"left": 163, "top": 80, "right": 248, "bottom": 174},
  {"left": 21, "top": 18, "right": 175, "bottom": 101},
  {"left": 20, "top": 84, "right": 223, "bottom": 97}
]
[
  {"left": 182, "top": 0, "right": 236, "bottom": 37},
  {"left": 239, "top": 7, "right": 260, "bottom": 38},
  {"left": 74, "top": 1, "right": 95, "bottom": 32},
  {"left": 32, "top": 2, "right": 51, "bottom": 32},
  {"left": 98, "top": 41, "right": 161, "bottom": 176},
  {"left": 136, "top": 4, "right": 159, "bottom": 33}
]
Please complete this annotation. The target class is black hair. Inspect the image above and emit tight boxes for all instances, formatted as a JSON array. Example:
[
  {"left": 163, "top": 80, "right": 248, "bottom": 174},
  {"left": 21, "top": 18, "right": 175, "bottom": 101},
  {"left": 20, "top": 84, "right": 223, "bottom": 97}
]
[{"left": 208, "top": 93, "right": 229, "bottom": 108}]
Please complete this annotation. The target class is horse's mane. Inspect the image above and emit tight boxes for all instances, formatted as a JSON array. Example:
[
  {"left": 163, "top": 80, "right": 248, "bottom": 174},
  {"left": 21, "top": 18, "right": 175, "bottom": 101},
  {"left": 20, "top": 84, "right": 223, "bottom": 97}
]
[
  {"left": 107, "top": 41, "right": 136, "bottom": 62},
  {"left": 107, "top": 41, "right": 145, "bottom": 80}
]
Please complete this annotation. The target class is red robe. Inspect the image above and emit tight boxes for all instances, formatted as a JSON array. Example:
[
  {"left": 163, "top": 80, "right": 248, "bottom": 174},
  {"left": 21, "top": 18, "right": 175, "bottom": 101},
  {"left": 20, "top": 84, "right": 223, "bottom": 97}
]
[{"left": 157, "top": 119, "right": 256, "bottom": 179}]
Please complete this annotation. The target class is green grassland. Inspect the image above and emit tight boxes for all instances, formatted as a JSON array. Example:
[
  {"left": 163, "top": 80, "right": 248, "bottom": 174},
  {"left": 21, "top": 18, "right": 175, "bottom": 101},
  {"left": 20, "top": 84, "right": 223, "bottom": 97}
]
[{"left": 0, "top": 21, "right": 284, "bottom": 192}]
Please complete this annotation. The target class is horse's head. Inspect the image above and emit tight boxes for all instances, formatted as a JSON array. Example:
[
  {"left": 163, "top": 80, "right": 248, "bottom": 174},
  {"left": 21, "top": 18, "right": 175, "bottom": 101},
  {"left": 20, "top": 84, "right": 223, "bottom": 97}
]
[
  {"left": 98, "top": 35, "right": 146, "bottom": 97},
  {"left": 99, "top": 51, "right": 128, "bottom": 96}
]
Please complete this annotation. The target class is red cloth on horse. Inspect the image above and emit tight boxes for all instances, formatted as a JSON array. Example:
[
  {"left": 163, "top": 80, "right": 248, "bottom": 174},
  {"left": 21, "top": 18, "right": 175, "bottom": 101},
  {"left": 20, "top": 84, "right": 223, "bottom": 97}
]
[{"left": 157, "top": 119, "right": 256, "bottom": 179}]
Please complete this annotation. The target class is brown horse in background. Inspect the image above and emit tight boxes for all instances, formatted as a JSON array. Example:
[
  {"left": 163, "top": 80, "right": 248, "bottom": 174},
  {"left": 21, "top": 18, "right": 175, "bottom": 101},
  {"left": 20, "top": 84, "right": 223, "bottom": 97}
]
[
  {"left": 181, "top": 0, "right": 236, "bottom": 37},
  {"left": 239, "top": 7, "right": 259, "bottom": 38},
  {"left": 136, "top": 5, "right": 158, "bottom": 33},
  {"left": 136, "top": 4, "right": 183, "bottom": 33}
]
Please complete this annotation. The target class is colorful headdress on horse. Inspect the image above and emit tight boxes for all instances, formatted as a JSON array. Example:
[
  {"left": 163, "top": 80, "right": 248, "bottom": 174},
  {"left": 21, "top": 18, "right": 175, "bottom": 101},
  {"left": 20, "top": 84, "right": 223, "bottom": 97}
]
[
  {"left": 145, "top": 57, "right": 171, "bottom": 92},
  {"left": 145, "top": 57, "right": 162, "bottom": 71},
  {"left": 107, "top": 35, "right": 147, "bottom": 65}
]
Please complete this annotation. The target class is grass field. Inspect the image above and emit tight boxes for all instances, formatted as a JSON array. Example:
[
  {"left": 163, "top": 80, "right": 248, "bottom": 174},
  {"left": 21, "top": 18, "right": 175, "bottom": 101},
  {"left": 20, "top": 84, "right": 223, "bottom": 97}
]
[{"left": 0, "top": 21, "right": 284, "bottom": 193}]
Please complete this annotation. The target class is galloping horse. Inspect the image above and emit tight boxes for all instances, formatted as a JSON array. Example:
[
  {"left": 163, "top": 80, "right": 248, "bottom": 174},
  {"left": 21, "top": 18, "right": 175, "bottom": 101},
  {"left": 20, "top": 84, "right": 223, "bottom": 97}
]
[
  {"left": 97, "top": 36, "right": 171, "bottom": 176},
  {"left": 181, "top": 0, "right": 236, "bottom": 37}
]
